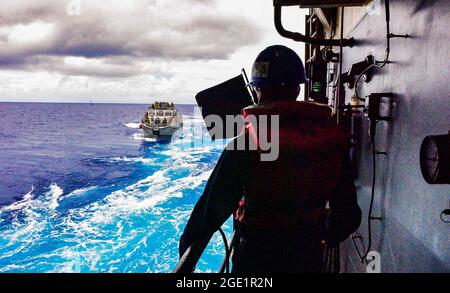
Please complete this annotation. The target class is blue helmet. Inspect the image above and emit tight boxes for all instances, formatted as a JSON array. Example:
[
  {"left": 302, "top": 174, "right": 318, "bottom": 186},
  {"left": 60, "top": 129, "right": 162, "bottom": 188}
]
[{"left": 250, "top": 45, "right": 307, "bottom": 87}]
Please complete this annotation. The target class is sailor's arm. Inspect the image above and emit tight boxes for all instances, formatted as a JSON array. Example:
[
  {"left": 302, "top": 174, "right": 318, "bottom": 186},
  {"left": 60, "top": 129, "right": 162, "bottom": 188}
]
[
  {"left": 179, "top": 144, "right": 247, "bottom": 257},
  {"left": 323, "top": 151, "right": 362, "bottom": 246}
]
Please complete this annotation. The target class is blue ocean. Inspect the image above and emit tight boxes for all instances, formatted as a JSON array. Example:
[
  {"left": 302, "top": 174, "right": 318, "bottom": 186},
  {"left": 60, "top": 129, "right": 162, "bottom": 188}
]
[{"left": 0, "top": 102, "right": 232, "bottom": 272}]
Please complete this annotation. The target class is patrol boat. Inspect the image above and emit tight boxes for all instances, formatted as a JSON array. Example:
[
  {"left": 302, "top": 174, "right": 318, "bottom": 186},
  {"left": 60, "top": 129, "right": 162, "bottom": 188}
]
[{"left": 139, "top": 101, "right": 183, "bottom": 139}]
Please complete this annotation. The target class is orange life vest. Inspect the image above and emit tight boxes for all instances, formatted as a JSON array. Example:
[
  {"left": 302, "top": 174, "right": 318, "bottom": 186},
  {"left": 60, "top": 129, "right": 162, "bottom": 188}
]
[{"left": 234, "top": 101, "right": 350, "bottom": 232}]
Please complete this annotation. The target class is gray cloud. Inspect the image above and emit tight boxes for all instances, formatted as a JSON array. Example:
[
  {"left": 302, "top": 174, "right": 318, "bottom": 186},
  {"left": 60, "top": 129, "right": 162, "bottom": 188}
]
[
  {"left": 21, "top": 56, "right": 149, "bottom": 78},
  {"left": 0, "top": 0, "right": 262, "bottom": 78}
]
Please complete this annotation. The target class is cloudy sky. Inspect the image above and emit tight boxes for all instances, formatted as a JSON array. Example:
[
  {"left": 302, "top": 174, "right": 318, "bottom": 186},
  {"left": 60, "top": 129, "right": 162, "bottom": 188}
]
[{"left": 0, "top": 0, "right": 307, "bottom": 104}]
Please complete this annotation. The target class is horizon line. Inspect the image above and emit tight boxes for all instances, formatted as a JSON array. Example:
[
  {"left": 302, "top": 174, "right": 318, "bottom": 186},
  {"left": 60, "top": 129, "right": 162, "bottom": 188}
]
[{"left": 0, "top": 101, "right": 197, "bottom": 105}]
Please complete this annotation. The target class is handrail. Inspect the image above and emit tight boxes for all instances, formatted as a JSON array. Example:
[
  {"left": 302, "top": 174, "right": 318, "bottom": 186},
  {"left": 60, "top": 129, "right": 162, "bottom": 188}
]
[
  {"left": 172, "top": 235, "right": 212, "bottom": 273},
  {"left": 274, "top": 4, "right": 355, "bottom": 47},
  {"left": 172, "top": 228, "right": 237, "bottom": 273}
]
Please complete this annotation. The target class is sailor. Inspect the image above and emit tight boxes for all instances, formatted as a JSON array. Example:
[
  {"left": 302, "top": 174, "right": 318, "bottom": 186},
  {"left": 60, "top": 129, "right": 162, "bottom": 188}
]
[
  {"left": 179, "top": 45, "right": 362, "bottom": 273},
  {"left": 142, "top": 112, "right": 150, "bottom": 124}
]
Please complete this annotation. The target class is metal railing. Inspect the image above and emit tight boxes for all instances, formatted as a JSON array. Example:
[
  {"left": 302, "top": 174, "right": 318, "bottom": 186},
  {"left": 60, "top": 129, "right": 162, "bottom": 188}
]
[{"left": 172, "top": 229, "right": 237, "bottom": 274}]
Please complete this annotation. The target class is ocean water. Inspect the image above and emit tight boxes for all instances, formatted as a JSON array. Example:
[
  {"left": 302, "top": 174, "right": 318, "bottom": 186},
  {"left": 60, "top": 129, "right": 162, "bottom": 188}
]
[{"left": 0, "top": 102, "right": 232, "bottom": 272}]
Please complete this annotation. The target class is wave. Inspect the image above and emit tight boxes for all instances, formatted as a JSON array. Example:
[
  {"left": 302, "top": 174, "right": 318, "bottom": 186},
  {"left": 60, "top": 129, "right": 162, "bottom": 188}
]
[
  {"left": 131, "top": 133, "right": 157, "bottom": 142},
  {"left": 0, "top": 167, "right": 228, "bottom": 273},
  {"left": 46, "top": 183, "right": 64, "bottom": 210},
  {"left": 1, "top": 183, "right": 63, "bottom": 213},
  {"left": 63, "top": 186, "right": 98, "bottom": 198},
  {"left": 124, "top": 122, "right": 141, "bottom": 129},
  {"left": 1, "top": 186, "right": 34, "bottom": 212},
  {"left": 109, "top": 156, "right": 154, "bottom": 164}
]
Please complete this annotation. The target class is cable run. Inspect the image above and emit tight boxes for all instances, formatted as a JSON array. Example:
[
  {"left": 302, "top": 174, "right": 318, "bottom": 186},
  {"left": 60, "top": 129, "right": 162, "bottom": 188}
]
[
  {"left": 351, "top": 122, "right": 378, "bottom": 262},
  {"left": 218, "top": 227, "right": 230, "bottom": 273}
]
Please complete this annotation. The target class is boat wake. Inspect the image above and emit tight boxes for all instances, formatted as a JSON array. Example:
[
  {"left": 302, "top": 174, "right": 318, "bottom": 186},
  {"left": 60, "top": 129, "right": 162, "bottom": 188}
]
[
  {"left": 132, "top": 132, "right": 158, "bottom": 142},
  {"left": 124, "top": 122, "right": 141, "bottom": 129},
  {"left": 0, "top": 114, "right": 231, "bottom": 273}
]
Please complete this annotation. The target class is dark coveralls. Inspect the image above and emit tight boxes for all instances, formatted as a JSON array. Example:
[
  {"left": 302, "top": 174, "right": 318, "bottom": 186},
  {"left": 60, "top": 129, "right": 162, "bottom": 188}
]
[{"left": 179, "top": 136, "right": 362, "bottom": 273}]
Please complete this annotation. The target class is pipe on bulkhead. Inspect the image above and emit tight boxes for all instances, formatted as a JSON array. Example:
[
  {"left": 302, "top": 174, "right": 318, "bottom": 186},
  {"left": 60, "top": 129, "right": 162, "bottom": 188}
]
[{"left": 273, "top": 4, "right": 355, "bottom": 47}]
